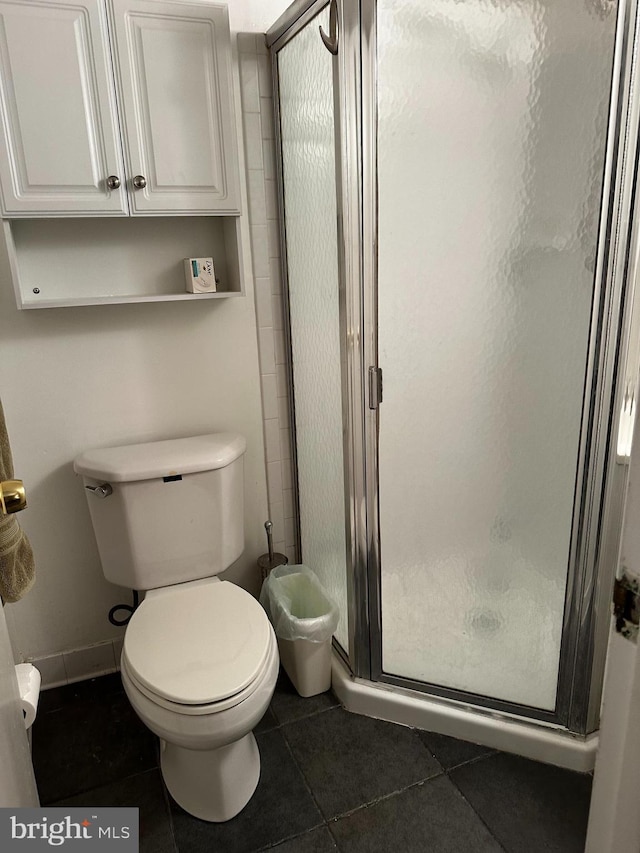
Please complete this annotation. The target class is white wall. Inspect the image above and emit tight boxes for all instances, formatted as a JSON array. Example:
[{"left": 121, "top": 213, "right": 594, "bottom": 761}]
[
  {"left": 237, "top": 36, "right": 299, "bottom": 567},
  {"left": 0, "top": 0, "right": 293, "bottom": 669},
  {"left": 0, "top": 9, "right": 272, "bottom": 662},
  {"left": 0, "top": 291, "right": 268, "bottom": 661},
  {"left": 226, "top": 0, "right": 290, "bottom": 34}
]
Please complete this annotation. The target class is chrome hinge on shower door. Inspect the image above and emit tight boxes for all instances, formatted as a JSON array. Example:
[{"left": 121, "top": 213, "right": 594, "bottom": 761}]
[
  {"left": 369, "top": 366, "right": 383, "bottom": 410},
  {"left": 613, "top": 570, "right": 640, "bottom": 642}
]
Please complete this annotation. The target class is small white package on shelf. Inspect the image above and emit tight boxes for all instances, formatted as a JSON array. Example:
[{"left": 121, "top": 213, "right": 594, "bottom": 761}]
[{"left": 184, "top": 257, "right": 216, "bottom": 293}]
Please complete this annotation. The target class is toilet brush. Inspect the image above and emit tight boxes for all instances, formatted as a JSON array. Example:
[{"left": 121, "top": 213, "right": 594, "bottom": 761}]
[{"left": 257, "top": 520, "right": 288, "bottom": 581}]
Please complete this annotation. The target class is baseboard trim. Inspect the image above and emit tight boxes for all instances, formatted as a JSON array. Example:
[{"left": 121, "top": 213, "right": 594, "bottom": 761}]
[{"left": 28, "top": 636, "right": 124, "bottom": 690}]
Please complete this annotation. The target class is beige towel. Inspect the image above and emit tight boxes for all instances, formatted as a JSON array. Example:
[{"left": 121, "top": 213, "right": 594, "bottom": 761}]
[{"left": 0, "top": 399, "right": 34, "bottom": 603}]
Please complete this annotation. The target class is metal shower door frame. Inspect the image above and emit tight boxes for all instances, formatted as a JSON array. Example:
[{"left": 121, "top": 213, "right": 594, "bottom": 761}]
[
  {"left": 267, "top": 0, "right": 369, "bottom": 674},
  {"left": 268, "top": 0, "right": 640, "bottom": 734},
  {"left": 357, "top": 0, "right": 640, "bottom": 734}
]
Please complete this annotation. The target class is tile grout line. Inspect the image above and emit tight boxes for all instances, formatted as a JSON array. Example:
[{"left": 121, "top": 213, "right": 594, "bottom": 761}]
[
  {"left": 410, "top": 733, "right": 508, "bottom": 851},
  {"left": 442, "top": 750, "right": 498, "bottom": 773},
  {"left": 279, "top": 710, "right": 353, "bottom": 850},
  {"left": 269, "top": 706, "right": 501, "bottom": 847},
  {"left": 411, "top": 727, "right": 447, "bottom": 773},
  {"left": 253, "top": 699, "right": 344, "bottom": 851},
  {"left": 324, "top": 821, "right": 342, "bottom": 851},
  {"left": 275, "top": 709, "right": 452, "bottom": 848},
  {"left": 275, "top": 712, "right": 344, "bottom": 851},
  {"left": 323, "top": 766, "right": 508, "bottom": 853},
  {"left": 253, "top": 825, "right": 329, "bottom": 853},
  {"left": 445, "top": 768, "right": 510, "bottom": 853},
  {"left": 327, "top": 770, "right": 444, "bottom": 824},
  {"left": 275, "top": 718, "right": 504, "bottom": 845},
  {"left": 327, "top": 743, "right": 498, "bottom": 818},
  {"left": 37, "top": 684, "right": 125, "bottom": 717},
  {"left": 279, "top": 720, "right": 331, "bottom": 828},
  {"left": 252, "top": 699, "right": 343, "bottom": 851},
  {"left": 263, "top": 696, "right": 342, "bottom": 732},
  {"left": 158, "top": 765, "right": 180, "bottom": 853},
  {"left": 46, "top": 765, "right": 161, "bottom": 809}
]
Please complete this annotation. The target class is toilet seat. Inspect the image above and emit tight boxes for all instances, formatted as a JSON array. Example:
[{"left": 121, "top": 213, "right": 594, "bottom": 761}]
[
  {"left": 123, "top": 579, "right": 273, "bottom": 710},
  {"left": 121, "top": 630, "right": 277, "bottom": 716}
]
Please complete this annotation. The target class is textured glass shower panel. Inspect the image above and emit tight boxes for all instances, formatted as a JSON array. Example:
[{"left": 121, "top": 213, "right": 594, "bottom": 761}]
[
  {"left": 278, "top": 8, "right": 349, "bottom": 649},
  {"left": 377, "top": 0, "right": 617, "bottom": 709}
]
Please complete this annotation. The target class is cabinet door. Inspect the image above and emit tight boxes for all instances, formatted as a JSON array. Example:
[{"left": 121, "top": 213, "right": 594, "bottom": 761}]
[
  {"left": 110, "top": 0, "right": 240, "bottom": 215},
  {"left": 0, "top": 0, "right": 127, "bottom": 216}
]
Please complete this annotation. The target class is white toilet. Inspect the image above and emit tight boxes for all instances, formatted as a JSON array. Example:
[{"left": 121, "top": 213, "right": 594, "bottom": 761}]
[{"left": 74, "top": 433, "right": 279, "bottom": 822}]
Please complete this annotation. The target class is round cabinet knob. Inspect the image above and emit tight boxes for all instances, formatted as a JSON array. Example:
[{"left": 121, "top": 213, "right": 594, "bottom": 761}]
[
  {"left": 132, "top": 175, "right": 147, "bottom": 190},
  {"left": 106, "top": 175, "right": 121, "bottom": 190}
]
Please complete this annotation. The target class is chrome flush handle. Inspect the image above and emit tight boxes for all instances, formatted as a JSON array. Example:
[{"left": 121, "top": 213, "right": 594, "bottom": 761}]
[
  {"left": 85, "top": 483, "right": 113, "bottom": 499},
  {"left": 319, "top": 0, "right": 338, "bottom": 55}
]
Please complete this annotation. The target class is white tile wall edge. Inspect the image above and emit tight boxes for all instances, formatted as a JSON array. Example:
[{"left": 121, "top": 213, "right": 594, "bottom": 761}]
[
  {"left": 239, "top": 35, "right": 298, "bottom": 560},
  {"left": 331, "top": 654, "right": 599, "bottom": 773},
  {"left": 29, "top": 639, "right": 125, "bottom": 690}
]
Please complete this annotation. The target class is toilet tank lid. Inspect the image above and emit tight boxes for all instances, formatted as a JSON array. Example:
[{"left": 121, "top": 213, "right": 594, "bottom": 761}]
[{"left": 73, "top": 433, "right": 246, "bottom": 482}]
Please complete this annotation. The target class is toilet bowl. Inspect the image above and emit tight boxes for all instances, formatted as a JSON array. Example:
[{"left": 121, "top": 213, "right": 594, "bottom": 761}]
[
  {"left": 74, "top": 433, "right": 278, "bottom": 821},
  {"left": 120, "top": 577, "right": 279, "bottom": 822}
]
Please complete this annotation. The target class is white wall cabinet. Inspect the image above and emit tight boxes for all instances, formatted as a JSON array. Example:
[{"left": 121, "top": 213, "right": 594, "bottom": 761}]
[
  {"left": 111, "top": 0, "right": 239, "bottom": 214},
  {"left": 0, "top": 0, "right": 128, "bottom": 216},
  {"left": 0, "top": 0, "right": 245, "bottom": 308},
  {"left": 0, "top": 0, "right": 240, "bottom": 217}
]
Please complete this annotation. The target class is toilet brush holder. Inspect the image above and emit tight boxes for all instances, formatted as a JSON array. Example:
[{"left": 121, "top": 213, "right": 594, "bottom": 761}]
[{"left": 257, "top": 520, "right": 288, "bottom": 581}]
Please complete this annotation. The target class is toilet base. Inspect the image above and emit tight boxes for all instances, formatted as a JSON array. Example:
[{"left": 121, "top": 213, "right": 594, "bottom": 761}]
[{"left": 161, "top": 732, "right": 261, "bottom": 822}]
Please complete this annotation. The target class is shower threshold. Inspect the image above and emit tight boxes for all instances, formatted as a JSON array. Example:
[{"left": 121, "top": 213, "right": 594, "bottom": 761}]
[{"left": 331, "top": 654, "right": 597, "bottom": 773}]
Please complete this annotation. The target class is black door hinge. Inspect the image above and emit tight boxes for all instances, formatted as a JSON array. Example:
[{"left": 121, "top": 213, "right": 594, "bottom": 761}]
[{"left": 613, "top": 570, "right": 640, "bottom": 642}]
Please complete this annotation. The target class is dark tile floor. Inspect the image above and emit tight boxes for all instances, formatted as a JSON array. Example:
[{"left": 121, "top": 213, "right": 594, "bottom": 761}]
[{"left": 32, "top": 671, "right": 593, "bottom": 852}]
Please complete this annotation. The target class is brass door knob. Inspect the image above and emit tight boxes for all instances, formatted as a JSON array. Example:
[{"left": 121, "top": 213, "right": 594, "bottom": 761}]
[{"left": 0, "top": 479, "right": 26, "bottom": 515}]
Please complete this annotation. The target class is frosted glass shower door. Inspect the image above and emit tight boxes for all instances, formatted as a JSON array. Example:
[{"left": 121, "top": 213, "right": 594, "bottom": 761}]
[
  {"left": 376, "top": 0, "right": 617, "bottom": 709},
  {"left": 277, "top": 6, "right": 349, "bottom": 649}
]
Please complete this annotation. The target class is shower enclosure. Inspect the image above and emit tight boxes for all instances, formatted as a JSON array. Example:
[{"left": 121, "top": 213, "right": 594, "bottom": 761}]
[{"left": 267, "top": 0, "right": 640, "bottom": 756}]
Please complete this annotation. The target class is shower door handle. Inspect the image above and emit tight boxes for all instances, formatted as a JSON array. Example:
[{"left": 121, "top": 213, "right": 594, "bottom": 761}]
[{"left": 319, "top": 0, "right": 339, "bottom": 55}]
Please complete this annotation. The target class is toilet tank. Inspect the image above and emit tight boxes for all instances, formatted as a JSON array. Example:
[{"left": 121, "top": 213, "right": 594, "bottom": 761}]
[{"left": 74, "top": 434, "right": 246, "bottom": 591}]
